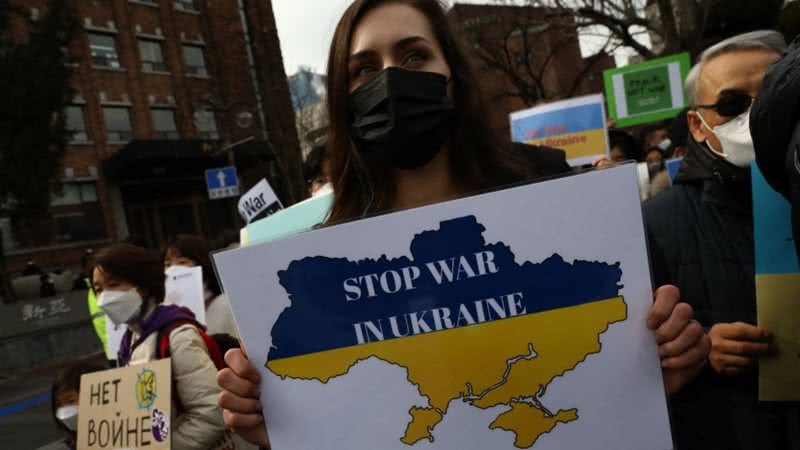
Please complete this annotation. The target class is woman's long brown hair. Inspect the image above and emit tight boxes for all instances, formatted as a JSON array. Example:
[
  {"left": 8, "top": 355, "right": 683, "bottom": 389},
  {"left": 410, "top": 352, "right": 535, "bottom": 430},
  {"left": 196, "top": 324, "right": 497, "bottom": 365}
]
[{"left": 325, "top": 0, "right": 527, "bottom": 224}]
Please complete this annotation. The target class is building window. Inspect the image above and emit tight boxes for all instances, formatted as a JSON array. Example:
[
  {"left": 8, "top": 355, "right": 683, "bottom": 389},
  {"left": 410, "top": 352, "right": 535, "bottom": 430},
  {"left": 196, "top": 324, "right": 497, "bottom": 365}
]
[
  {"left": 151, "top": 108, "right": 179, "bottom": 139},
  {"left": 138, "top": 39, "right": 167, "bottom": 72},
  {"left": 65, "top": 105, "right": 88, "bottom": 142},
  {"left": 51, "top": 182, "right": 98, "bottom": 207},
  {"left": 102, "top": 107, "right": 133, "bottom": 142},
  {"left": 88, "top": 32, "right": 121, "bottom": 69},
  {"left": 182, "top": 45, "right": 207, "bottom": 76},
  {"left": 194, "top": 109, "right": 218, "bottom": 139},
  {"left": 174, "top": 0, "right": 198, "bottom": 12},
  {"left": 54, "top": 209, "right": 106, "bottom": 243}
]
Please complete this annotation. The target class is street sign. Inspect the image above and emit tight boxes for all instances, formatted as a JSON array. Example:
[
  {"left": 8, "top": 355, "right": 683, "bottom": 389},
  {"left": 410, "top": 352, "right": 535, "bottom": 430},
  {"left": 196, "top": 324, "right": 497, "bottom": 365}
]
[
  {"left": 603, "top": 53, "right": 691, "bottom": 128},
  {"left": 205, "top": 166, "right": 240, "bottom": 200}
]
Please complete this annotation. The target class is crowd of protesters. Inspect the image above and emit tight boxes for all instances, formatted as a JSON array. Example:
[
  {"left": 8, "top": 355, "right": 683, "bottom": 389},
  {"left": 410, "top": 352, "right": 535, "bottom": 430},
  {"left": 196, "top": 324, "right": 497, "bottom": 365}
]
[{"left": 44, "top": 0, "right": 800, "bottom": 449}]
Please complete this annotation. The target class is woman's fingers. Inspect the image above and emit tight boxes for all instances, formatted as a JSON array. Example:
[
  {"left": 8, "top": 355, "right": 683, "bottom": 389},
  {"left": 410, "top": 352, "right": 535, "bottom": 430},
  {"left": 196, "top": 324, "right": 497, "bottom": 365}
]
[
  {"left": 224, "top": 348, "right": 262, "bottom": 385},
  {"left": 217, "top": 367, "right": 260, "bottom": 399},
  {"left": 218, "top": 388, "right": 262, "bottom": 414}
]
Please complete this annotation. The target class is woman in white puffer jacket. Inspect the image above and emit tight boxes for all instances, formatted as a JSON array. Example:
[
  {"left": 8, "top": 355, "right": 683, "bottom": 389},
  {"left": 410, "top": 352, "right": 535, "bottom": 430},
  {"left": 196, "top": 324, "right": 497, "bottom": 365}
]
[{"left": 92, "top": 243, "right": 231, "bottom": 450}]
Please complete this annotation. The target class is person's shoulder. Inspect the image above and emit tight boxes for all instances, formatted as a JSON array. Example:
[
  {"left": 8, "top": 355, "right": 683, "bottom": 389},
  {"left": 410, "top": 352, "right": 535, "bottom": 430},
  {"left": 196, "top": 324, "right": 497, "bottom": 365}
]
[
  {"left": 643, "top": 184, "right": 701, "bottom": 235},
  {"left": 504, "top": 142, "right": 571, "bottom": 177}
]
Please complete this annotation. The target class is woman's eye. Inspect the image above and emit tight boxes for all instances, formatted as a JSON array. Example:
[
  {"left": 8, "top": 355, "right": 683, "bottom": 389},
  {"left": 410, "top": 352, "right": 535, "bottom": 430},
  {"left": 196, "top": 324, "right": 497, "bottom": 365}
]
[
  {"left": 404, "top": 53, "right": 425, "bottom": 67},
  {"left": 354, "top": 66, "right": 376, "bottom": 78}
]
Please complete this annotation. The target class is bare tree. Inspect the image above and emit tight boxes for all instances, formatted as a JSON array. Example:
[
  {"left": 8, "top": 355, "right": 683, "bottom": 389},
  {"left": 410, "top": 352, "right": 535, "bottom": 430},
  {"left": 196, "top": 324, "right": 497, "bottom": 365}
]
[
  {"left": 527, "top": 0, "right": 785, "bottom": 59},
  {"left": 452, "top": 4, "right": 616, "bottom": 106}
]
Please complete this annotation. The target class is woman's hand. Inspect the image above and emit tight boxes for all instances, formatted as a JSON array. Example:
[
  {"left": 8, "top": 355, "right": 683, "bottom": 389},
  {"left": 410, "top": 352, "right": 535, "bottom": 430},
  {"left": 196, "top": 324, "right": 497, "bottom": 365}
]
[
  {"left": 217, "top": 347, "right": 269, "bottom": 448},
  {"left": 647, "top": 285, "right": 711, "bottom": 396}
]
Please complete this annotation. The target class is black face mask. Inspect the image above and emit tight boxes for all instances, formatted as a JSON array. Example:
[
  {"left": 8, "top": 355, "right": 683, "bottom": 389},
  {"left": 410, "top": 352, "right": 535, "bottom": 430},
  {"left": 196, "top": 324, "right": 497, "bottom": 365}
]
[{"left": 349, "top": 67, "right": 455, "bottom": 170}]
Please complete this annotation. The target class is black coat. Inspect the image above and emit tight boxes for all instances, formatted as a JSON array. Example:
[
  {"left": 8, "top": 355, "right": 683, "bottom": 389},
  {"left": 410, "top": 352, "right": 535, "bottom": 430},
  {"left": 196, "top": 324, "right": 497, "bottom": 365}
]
[{"left": 644, "top": 139, "right": 800, "bottom": 450}]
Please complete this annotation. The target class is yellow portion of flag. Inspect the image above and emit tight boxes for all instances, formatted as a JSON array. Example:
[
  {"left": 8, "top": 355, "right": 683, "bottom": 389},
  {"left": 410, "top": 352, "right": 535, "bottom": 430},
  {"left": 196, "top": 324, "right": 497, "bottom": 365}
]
[
  {"left": 757, "top": 273, "right": 800, "bottom": 401},
  {"left": 526, "top": 128, "right": 607, "bottom": 160},
  {"left": 268, "top": 297, "right": 627, "bottom": 446}
]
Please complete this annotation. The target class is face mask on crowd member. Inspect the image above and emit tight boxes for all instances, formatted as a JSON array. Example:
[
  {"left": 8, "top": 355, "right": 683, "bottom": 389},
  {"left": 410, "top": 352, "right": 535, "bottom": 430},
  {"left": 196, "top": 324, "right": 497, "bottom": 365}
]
[
  {"left": 687, "top": 46, "right": 781, "bottom": 167},
  {"left": 92, "top": 244, "right": 166, "bottom": 328},
  {"left": 93, "top": 267, "right": 145, "bottom": 326},
  {"left": 349, "top": 67, "right": 455, "bottom": 169},
  {"left": 97, "top": 288, "right": 143, "bottom": 325},
  {"left": 696, "top": 107, "right": 754, "bottom": 167},
  {"left": 51, "top": 363, "right": 105, "bottom": 450},
  {"left": 55, "top": 405, "right": 79, "bottom": 431}
]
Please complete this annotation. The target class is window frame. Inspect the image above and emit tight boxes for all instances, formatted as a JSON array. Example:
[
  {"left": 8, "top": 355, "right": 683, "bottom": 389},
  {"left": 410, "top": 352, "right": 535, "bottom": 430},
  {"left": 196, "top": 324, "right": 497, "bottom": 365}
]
[
  {"left": 102, "top": 106, "right": 133, "bottom": 142},
  {"left": 151, "top": 108, "right": 180, "bottom": 139},
  {"left": 138, "top": 39, "right": 168, "bottom": 73},
  {"left": 88, "top": 32, "right": 122, "bottom": 69},
  {"left": 182, "top": 44, "right": 208, "bottom": 76},
  {"left": 194, "top": 109, "right": 219, "bottom": 139},
  {"left": 64, "top": 105, "right": 89, "bottom": 142}
]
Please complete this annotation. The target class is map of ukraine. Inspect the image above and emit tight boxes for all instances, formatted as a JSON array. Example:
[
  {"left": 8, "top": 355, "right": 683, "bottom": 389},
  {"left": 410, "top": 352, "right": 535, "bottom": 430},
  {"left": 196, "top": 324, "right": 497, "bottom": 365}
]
[{"left": 267, "top": 216, "right": 627, "bottom": 448}]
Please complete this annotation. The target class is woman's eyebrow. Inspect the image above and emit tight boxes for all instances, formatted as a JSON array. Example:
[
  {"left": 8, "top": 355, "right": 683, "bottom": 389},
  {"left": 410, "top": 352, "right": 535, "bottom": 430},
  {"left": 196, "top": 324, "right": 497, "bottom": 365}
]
[
  {"left": 393, "top": 35, "right": 430, "bottom": 50},
  {"left": 350, "top": 36, "right": 431, "bottom": 61}
]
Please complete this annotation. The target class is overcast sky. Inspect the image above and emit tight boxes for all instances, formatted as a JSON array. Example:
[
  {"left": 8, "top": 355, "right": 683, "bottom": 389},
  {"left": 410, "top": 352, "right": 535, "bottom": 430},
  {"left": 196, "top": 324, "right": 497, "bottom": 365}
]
[
  {"left": 271, "top": 0, "right": 647, "bottom": 76},
  {"left": 272, "top": 0, "right": 352, "bottom": 75}
]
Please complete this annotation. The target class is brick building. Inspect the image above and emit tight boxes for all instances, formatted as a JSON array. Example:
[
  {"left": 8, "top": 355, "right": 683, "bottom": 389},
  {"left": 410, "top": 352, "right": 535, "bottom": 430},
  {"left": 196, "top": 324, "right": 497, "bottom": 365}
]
[
  {"left": 449, "top": 4, "right": 616, "bottom": 134},
  {"left": 3, "top": 0, "right": 302, "bottom": 273}
]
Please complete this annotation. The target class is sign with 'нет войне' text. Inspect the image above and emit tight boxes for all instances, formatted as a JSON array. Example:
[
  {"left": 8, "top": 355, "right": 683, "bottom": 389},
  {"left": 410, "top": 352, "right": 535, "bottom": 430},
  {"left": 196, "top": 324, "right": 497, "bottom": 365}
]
[{"left": 78, "top": 359, "right": 171, "bottom": 449}]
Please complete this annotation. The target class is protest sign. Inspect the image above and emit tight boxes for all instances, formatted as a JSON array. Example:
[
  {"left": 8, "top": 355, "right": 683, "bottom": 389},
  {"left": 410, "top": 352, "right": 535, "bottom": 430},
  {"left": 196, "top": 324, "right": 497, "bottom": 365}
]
[
  {"left": 238, "top": 179, "right": 283, "bottom": 224},
  {"left": 665, "top": 157, "right": 684, "bottom": 183},
  {"left": 243, "top": 190, "right": 332, "bottom": 246},
  {"left": 78, "top": 359, "right": 172, "bottom": 449},
  {"left": 604, "top": 53, "right": 690, "bottom": 128},
  {"left": 752, "top": 165, "right": 800, "bottom": 401},
  {"left": 214, "top": 165, "right": 672, "bottom": 450},
  {"left": 509, "top": 94, "right": 609, "bottom": 166},
  {"left": 164, "top": 266, "right": 206, "bottom": 325}
]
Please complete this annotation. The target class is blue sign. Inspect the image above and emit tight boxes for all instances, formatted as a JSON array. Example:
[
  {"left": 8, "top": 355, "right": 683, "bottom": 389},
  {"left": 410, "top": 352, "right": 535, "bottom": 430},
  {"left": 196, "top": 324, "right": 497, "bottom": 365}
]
[
  {"left": 753, "top": 165, "right": 799, "bottom": 274},
  {"left": 205, "top": 166, "right": 240, "bottom": 200},
  {"left": 665, "top": 158, "right": 683, "bottom": 183}
]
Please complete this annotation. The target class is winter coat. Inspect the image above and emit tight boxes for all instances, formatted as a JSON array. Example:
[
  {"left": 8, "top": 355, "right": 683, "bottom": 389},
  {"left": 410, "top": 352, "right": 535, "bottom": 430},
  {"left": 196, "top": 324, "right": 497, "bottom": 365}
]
[
  {"left": 206, "top": 293, "right": 240, "bottom": 339},
  {"left": 644, "top": 138, "right": 800, "bottom": 450},
  {"left": 126, "top": 306, "right": 229, "bottom": 450}
]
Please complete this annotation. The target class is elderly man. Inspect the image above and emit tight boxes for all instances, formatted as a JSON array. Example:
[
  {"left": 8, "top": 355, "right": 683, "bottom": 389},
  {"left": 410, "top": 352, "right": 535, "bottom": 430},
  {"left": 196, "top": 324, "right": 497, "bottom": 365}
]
[{"left": 644, "top": 31, "right": 800, "bottom": 450}]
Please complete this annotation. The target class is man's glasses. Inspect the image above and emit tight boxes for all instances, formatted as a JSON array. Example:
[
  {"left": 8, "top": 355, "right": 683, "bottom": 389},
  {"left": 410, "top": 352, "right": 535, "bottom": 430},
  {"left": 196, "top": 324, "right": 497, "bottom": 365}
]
[{"left": 695, "top": 89, "right": 753, "bottom": 118}]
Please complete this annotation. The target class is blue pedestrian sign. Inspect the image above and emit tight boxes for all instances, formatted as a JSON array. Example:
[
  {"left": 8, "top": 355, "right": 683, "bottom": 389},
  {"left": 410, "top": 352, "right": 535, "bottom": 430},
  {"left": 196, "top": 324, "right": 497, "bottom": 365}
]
[{"left": 205, "top": 166, "right": 240, "bottom": 200}]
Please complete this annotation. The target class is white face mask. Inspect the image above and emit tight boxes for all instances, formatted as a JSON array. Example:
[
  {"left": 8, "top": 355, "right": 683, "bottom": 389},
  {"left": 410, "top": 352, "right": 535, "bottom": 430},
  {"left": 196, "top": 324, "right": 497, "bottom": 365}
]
[
  {"left": 56, "top": 405, "right": 79, "bottom": 431},
  {"left": 97, "top": 288, "right": 142, "bottom": 325},
  {"left": 657, "top": 138, "right": 672, "bottom": 151},
  {"left": 697, "top": 109, "right": 755, "bottom": 168}
]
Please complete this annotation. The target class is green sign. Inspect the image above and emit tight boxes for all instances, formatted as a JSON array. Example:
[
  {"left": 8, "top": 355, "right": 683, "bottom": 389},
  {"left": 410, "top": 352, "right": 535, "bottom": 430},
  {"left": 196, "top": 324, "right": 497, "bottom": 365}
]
[{"left": 603, "top": 53, "right": 691, "bottom": 128}]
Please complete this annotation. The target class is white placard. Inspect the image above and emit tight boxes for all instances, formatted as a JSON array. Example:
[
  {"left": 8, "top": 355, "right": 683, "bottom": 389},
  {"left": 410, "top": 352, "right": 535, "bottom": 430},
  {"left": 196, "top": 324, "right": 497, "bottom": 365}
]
[
  {"left": 214, "top": 165, "right": 672, "bottom": 450},
  {"left": 238, "top": 179, "right": 283, "bottom": 224},
  {"left": 164, "top": 265, "right": 206, "bottom": 325}
]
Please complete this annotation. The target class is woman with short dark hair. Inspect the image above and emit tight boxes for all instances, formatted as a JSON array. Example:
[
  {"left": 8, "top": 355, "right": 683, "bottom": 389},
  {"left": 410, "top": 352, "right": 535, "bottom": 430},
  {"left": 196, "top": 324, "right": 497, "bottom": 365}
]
[{"left": 91, "top": 243, "right": 232, "bottom": 449}]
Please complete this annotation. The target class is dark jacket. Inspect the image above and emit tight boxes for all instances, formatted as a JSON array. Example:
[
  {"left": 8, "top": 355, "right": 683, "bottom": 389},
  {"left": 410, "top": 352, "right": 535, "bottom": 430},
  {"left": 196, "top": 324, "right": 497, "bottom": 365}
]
[{"left": 644, "top": 138, "right": 800, "bottom": 450}]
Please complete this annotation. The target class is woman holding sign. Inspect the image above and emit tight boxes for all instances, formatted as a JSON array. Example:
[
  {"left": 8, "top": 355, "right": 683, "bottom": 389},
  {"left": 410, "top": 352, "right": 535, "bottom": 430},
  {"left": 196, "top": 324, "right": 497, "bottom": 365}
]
[
  {"left": 91, "top": 243, "right": 238, "bottom": 449},
  {"left": 216, "top": 0, "right": 711, "bottom": 447}
]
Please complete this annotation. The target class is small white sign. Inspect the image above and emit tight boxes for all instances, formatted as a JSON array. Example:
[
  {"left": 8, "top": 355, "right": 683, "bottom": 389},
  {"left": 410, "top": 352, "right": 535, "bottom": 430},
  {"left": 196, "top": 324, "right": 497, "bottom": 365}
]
[
  {"left": 164, "top": 265, "right": 206, "bottom": 325},
  {"left": 238, "top": 179, "right": 283, "bottom": 224}
]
